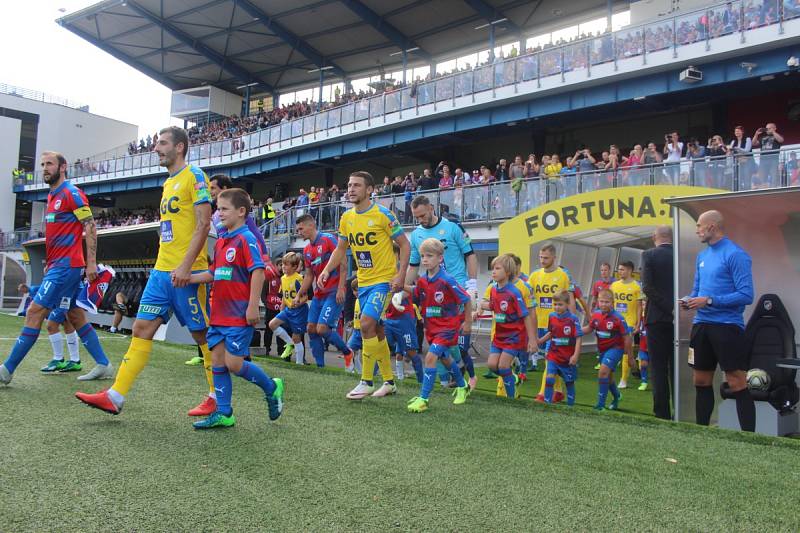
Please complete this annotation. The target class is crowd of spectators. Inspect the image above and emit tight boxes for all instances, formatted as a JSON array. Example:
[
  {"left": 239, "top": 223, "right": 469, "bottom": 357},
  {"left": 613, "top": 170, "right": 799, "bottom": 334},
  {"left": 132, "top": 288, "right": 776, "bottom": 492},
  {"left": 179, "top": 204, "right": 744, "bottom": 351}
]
[{"left": 94, "top": 207, "right": 159, "bottom": 229}]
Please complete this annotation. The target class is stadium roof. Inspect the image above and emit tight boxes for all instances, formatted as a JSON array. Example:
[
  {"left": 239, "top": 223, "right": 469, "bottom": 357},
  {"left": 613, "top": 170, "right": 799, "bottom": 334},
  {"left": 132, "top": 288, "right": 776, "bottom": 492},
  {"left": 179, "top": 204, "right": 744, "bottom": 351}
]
[{"left": 58, "top": 0, "right": 628, "bottom": 95}]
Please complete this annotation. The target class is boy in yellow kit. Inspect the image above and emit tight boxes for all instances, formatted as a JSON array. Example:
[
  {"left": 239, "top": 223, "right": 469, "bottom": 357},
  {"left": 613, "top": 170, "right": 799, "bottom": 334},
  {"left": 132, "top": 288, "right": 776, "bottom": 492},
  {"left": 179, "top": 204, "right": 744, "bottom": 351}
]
[{"left": 610, "top": 260, "right": 643, "bottom": 389}]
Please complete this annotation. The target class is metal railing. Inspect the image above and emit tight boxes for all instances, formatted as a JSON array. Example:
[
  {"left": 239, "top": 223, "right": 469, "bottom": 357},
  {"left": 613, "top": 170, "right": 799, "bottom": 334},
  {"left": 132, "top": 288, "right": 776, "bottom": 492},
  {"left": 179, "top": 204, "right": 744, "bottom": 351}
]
[
  {"left": 0, "top": 82, "right": 87, "bottom": 111},
  {"left": 263, "top": 147, "right": 800, "bottom": 254},
  {"left": 13, "top": 0, "right": 799, "bottom": 191}
]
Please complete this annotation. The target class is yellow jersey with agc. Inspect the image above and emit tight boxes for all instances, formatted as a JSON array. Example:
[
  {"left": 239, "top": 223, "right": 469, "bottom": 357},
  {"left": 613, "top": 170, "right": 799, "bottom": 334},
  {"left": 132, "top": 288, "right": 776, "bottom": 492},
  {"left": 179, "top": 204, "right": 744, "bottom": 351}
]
[
  {"left": 338, "top": 202, "right": 403, "bottom": 287},
  {"left": 529, "top": 267, "right": 572, "bottom": 328},
  {"left": 610, "top": 279, "right": 642, "bottom": 328}
]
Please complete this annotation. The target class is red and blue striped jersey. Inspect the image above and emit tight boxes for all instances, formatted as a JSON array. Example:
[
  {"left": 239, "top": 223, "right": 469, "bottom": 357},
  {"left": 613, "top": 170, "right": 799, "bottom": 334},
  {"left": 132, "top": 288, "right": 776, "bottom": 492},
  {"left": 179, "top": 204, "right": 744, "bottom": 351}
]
[
  {"left": 209, "top": 225, "right": 265, "bottom": 326},
  {"left": 303, "top": 232, "right": 340, "bottom": 297},
  {"left": 489, "top": 282, "right": 530, "bottom": 351},
  {"left": 385, "top": 292, "right": 416, "bottom": 321},
  {"left": 45, "top": 181, "right": 93, "bottom": 268},
  {"left": 413, "top": 269, "right": 470, "bottom": 333},
  {"left": 588, "top": 310, "right": 629, "bottom": 352},
  {"left": 546, "top": 311, "right": 583, "bottom": 365}
]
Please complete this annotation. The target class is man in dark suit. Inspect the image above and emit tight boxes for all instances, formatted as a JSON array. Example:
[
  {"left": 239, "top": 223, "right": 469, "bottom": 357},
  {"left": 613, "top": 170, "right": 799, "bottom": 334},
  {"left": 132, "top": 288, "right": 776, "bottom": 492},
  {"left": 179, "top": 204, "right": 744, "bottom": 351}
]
[{"left": 641, "top": 225, "right": 674, "bottom": 419}]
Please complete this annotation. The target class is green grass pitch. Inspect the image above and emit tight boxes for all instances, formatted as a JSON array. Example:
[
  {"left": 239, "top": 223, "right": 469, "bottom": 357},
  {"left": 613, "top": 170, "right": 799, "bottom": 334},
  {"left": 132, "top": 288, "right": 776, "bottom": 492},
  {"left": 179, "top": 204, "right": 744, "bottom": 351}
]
[{"left": 0, "top": 313, "right": 798, "bottom": 532}]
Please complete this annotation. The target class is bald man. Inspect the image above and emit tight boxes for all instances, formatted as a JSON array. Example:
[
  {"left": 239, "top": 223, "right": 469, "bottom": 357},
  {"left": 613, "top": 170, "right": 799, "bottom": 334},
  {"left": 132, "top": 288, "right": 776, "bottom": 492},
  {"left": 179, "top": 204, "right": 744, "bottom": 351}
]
[
  {"left": 680, "top": 210, "right": 755, "bottom": 431},
  {"left": 641, "top": 225, "right": 674, "bottom": 419}
]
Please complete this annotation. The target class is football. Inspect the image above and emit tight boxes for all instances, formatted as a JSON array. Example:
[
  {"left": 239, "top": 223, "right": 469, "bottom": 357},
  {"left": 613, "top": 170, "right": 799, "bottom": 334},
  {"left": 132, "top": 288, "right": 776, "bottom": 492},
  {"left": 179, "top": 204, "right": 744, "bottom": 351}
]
[{"left": 746, "top": 368, "right": 771, "bottom": 391}]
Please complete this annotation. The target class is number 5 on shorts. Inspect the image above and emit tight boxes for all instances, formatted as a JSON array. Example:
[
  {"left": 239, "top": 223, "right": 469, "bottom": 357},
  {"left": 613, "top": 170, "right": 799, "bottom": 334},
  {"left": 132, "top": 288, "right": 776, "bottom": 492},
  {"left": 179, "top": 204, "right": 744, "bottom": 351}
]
[{"left": 188, "top": 297, "right": 199, "bottom": 315}]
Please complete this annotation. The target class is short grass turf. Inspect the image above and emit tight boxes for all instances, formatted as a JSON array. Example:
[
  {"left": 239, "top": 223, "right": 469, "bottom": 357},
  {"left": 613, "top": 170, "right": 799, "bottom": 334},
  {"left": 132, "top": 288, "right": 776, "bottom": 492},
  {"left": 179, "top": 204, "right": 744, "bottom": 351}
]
[{"left": 1, "top": 314, "right": 799, "bottom": 532}]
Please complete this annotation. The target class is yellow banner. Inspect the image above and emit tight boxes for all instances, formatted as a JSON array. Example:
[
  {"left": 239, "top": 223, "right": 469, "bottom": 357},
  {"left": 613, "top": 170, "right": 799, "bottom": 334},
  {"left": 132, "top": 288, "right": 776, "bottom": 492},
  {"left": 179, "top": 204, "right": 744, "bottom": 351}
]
[{"left": 499, "top": 185, "right": 721, "bottom": 273}]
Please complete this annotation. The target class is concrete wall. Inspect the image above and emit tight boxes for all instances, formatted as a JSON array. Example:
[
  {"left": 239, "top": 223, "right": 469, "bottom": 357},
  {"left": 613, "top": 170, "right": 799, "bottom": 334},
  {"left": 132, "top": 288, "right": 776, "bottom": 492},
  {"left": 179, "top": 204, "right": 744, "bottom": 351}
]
[{"left": 0, "top": 116, "right": 21, "bottom": 232}]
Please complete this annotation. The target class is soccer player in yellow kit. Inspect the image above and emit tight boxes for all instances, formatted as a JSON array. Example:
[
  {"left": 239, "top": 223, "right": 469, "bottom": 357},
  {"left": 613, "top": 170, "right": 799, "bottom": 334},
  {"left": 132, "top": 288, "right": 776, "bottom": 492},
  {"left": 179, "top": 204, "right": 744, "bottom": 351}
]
[
  {"left": 76, "top": 126, "right": 215, "bottom": 415},
  {"left": 610, "top": 260, "right": 643, "bottom": 389},
  {"left": 529, "top": 243, "right": 573, "bottom": 402},
  {"left": 320, "top": 171, "right": 411, "bottom": 399}
]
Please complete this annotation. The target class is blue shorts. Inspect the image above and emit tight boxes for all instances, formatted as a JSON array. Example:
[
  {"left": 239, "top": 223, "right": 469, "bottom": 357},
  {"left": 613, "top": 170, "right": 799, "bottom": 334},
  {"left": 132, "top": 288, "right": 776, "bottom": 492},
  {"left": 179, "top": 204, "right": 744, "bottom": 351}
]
[
  {"left": 137, "top": 270, "right": 209, "bottom": 331},
  {"left": 34, "top": 266, "right": 83, "bottom": 312},
  {"left": 490, "top": 343, "right": 527, "bottom": 359},
  {"left": 426, "top": 329, "right": 458, "bottom": 358},
  {"left": 638, "top": 350, "right": 649, "bottom": 362},
  {"left": 599, "top": 347, "right": 624, "bottom": 369},
  {"left": 357, "top": 282, "right": 390, "bottom": 323},
  {"left": 48, "top": 308, "right": 67, "bottom": 324},
  {"left": 308, "top": 293, "right": 342, "bottom": 328},
  {"left": 384, "top": 317, "right": 418, "bottom": 355},
  {"left": 348, "top": 329, "right": 362, "bottom": 351},
  {"left": 546, "top": 359, "right": 578, "bottom": 382},
  {"left": 275, "top": 305, "right": 308, "bottom": 335},
  {"left": 207, "top": 325, "right": 254, "bottom": 357},
  {"left": 537, "top": 328, "right": 551, "bottom": 356}
]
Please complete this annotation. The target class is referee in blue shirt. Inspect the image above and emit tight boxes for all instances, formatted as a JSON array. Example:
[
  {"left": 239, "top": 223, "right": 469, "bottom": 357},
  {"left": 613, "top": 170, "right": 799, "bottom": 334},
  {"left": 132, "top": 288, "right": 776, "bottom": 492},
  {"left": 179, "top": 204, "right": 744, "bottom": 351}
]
[{"left": 680, "top": 210, "right": 755, "bottom": 431}]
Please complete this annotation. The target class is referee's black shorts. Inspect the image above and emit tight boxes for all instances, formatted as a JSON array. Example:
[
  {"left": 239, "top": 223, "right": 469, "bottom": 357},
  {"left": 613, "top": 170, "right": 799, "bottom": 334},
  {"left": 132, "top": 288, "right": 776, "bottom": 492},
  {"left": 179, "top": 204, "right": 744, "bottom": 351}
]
[{"left": 689, "top": 322, "right": 748, "bottom": 372}]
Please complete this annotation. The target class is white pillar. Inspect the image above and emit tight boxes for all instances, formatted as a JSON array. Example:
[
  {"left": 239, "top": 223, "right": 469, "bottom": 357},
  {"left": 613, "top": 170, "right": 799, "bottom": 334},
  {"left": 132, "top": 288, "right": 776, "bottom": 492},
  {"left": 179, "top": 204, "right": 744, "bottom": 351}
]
[{"left": 0, "top": 116, "right": 21, "bottom": 234}]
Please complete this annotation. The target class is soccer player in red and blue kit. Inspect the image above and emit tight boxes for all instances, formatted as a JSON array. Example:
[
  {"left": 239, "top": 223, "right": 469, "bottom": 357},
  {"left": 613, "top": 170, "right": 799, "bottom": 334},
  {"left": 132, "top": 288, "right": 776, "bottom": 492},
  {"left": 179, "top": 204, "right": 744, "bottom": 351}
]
[
  {"left": 189, "top": 189, "right": 283, "bottom": 429},
  {"left": 538, "top": 290, "right": 583, "bottom": 405},
  {"left": 1, "top": 151, "right": 111, "bottom": 386},
  {"left": 385, "top": 290, "right": 423, "bottom": 383},
  {"left": 583, "top": 289, "right": 630, "bottom": 410},
  {"left": 405, "top": 238, "right": 472, "bottom": 412},
  {"left": 295, "top": 214, "right": 352, "bottom": 368},
  {"left": 481, "top": 254, "right": 538, "bottom": 400}
]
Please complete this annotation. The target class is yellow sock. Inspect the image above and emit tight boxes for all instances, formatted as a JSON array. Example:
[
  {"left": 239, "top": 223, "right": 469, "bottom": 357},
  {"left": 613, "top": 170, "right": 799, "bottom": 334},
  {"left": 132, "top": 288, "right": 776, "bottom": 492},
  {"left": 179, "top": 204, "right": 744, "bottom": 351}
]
[
  {"left": 538, "top": 371, "right": 564, "bottom": 395},
  {"left": 200, "top": 343, "right": 214, "bottom": 395},
  {"left": 374, "top": 337, "right": 394, "bottom": 382},
  {"left": 622, "top": 353, "right": 630, "bottom": 382},
  {"left": 361, "top": 336, "right": 377, "bottom": 382},
  {"left": 111, "top": 337, "right": 153, "bottom": 396}
]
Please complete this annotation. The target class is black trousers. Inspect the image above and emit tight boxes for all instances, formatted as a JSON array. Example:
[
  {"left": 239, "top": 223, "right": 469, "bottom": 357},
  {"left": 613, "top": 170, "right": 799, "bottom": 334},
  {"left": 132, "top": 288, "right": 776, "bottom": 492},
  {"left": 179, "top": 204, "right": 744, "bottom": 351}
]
[
  {"left": 647, "top": 321, "right": 674, "bottom": 420},
  {"left": 263, "top": 308, "right": 285, "bottom": 355}
]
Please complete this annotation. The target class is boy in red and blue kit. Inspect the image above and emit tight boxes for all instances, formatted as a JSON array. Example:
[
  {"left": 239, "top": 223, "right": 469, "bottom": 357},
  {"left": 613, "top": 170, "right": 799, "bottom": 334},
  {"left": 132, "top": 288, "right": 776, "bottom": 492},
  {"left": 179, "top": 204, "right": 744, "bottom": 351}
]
[
  {"left": 405, "top": 238, "right": 472, "bottom": 412},
  {"left": 583, "top": 289, "right": 630, "bottom": 410},
  {"left": 538, "top": 289, "right": 583, "bottom": 405},
  {"left": 189, "top": 189, "right": 284, "bottom": 429}
]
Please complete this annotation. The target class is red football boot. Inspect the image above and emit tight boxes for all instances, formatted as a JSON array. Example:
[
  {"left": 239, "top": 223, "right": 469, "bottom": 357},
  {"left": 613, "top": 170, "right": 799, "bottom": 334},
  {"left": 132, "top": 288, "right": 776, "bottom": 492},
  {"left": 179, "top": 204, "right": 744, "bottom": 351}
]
[
  {"left": 534, "top": 393, "right": 545, "bottom": 403},
  {"left": 75, "top": 390, "right": 121, "bottom": 415},
  {"left": 188, "top": 395, "right": 217, "bottom": 416}
]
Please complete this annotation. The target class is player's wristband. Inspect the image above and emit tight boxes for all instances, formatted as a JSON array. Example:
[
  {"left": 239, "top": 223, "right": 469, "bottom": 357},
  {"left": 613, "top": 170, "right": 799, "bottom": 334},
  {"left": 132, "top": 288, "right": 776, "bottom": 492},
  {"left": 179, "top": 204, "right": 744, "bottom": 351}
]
[{"left": 466, "top": 279, "right": 477, "bottom": 292}]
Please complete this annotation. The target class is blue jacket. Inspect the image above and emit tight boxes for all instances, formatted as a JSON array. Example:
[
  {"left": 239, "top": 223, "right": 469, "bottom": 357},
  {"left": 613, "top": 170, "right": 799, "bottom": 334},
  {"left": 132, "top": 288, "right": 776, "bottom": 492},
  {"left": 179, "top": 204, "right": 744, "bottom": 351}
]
[{"left": 691, "top": 237, "right": 754, "bottom": 328}]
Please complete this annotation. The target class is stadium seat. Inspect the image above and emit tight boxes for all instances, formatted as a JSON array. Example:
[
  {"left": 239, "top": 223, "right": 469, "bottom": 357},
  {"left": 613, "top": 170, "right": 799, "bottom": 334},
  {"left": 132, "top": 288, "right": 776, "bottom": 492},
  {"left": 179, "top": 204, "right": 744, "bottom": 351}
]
[{"left": 718, "top": 294, "right": 799, "bottom": 435}]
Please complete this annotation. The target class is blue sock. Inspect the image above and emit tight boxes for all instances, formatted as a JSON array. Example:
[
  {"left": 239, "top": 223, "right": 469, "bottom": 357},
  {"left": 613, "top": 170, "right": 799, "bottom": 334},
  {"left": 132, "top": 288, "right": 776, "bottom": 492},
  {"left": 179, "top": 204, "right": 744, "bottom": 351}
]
[
  {"left": 235, "top": 360, "right": 276, "bottom": 396},
  {"left": 597, "top": 377, "right": 610, "bottom": 407},
  {"left": 459, "top": 334, "right": 475, "bottom": 378},
  {"left": 449, "top": 360, "right": 465, "bottom": 387},
  {"left": 77, "top": 323, "right": 109, "bottom": 365},
  {"left": 321, "top": 329, "right": 350, "bottom": 354},
  {"left": 3, "top": 326, "right": 40, "bottom": 373},
  {"left": 609, "top": 380, "right": 620, "bottom": 399},
  {"left": 309, "top": 333, "right": 325, "bottom": 367},
  {"left": 212, "top": 366, "right": 233, "bottom": 416},
  {"left": 436, "top": 360, "right": 449, "bottom": 384},
  {"left": 421, "top": 367, "right": 437, "bottom": 399},
  {"left": 498, "top": 367, "right": 515, "bottom": 398},
  {"left": 544, "top": 376, "right": 556, "bottom": 403},
  {"left": 640, "top": 366, "right": 648, "bottom": 384},
  {"left": 410, "top": 354, "right": 424, "bottom": 383},
  {"left": 518, "top": 351, "right": 529, "bottom": 373},
  {"left": 566, "top": 381, "right": 576, "bottom": 406}
]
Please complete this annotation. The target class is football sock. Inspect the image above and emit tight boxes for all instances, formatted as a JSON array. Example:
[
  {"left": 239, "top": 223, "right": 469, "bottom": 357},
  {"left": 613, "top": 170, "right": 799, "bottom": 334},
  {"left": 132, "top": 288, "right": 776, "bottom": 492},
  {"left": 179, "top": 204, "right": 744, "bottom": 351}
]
[
  {"left": 448, "top": 360, "right": 465, "bottom": 388},
  {"left": 235, "top": 360, "right": 276, "bottom": 396},
  {"left": 367, "top": 336, "right": 394, "bottom": 384},
  {"left": 459, "top": 334, "right": 475, "bottom": 378},
  {"left": 361, "top": 337, "right": 376, "bottom": 383},
  {"left": 518, "top": 351, "right": 530, "bottom": 374},
  {"left": 49, "top": 332, "right": 64, "bottom": 361},
  {"left": 353, "top": 350, "right": 362, "bottom": 373},
  {"left": 538, "top": 373, "right": 564, "bottom": 396},
  {"left": 197, "top": 343, "right": 215, "bottom": 397},
  {"left": 309, "top": 333, "right": 325, "bottom": 367},
  {"left": 544, "top": 374, "right": 556, "bottom": 403},
  {"left": 565, "top": 381, "right": 576, "bottom": 406},
  {"left": 212, "top": 366, "right": 233, "bottom": 416},
  {"left": 77, "top": 323, "right": 109, "bottom": 365},
  {"left": 320, "top": 329, "right": 349, "bottom": 354},
  {"left": 293, "top": 342, "right": 304, "bottom": 365},
  {"left": 734, "top": 388, "right": 756, "bottom": 432},
  {"left": 695, "top": 385, "right": 714, "bottom": 426},
  {"left": 111, "top": 336, "right": 153, "bottom": 396},
  {"left": 395, "top": 357, "right": 405, "bottom": 381},
  {"left": 274, "top": 326, "right": 292, "bottom": 345},
  {"left": 640, "top": 365, "right": 648, "bottom": 384},
  {"left": 66, "top": 331, "right": 80, "bottom": 362},
  {"left": 598, "top": 376, "right": 610, "bottom": 407},
  {"left": 498, "top": 367, "right": 515, "bottom": 399},
  {"left": 621, "top": 354, "right": 631, "bottom": 382},
  {"left": 436, "top": 360, "right": 450, "bottom": 385},
  {"left": 421, "top": 367, "right": 437, "bottom": 400},
  {"left": 609, "top": 379, "right": 620, "bottom": 399},
  {"left": 3, "top": 327, "right": 40, "bottom": 373},
  {"left": 410, "top": 354, "right": 424, "bottom": 383}
]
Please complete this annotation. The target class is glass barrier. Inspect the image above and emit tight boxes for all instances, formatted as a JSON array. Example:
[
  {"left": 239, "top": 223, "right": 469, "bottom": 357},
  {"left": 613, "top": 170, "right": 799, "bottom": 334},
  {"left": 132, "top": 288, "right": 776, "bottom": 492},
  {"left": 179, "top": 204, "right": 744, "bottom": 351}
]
[
  {"left": 540, "top": 49, "right": 562, "bottom": 77},
  {"left": 616, "top": 27, "right": 644, "bottom": 60},
  {"left": 328, "top": 107, "right": 341, "bottom": 128},
  {"left": 462, "top": 184, "right": 488, "bottom": 222},
  {"left": 302, "top": 116, "right": 314, "bottom": 136},
  {"left": 436, "top": 77, "right": 454, "bottom": 101},
  {"left": 315, "top": 111, "right": 328, "bottom": 132},
  {"left": 474, "top": 65, "right": 492, "bottom": 92},
  {"left": 786, "top": 1, "right": 800, "bottom": 20},
  {"left": 369, "top": 95, "right": 384, "bottom": 118},
  {"left": 417, "top": 82, "right": 434, "bottom": 105},
  {"left": 385, "top": 91, "right": 401, "bottom": 114},
  {"left": 400, "top": 87, "right": 415, "bottom": 110},
  {"left": 341, "top": 102, "right": 355, "bottom": 124},
  {"left": 743, "top": 0, "right": 779, "bottom": 29},
  {"left": 291, "top": 119, "right": 303, "bottom": 138},
  {"left": 591, "top": 35, "right": 614, "bottom": 65},
  {"left": 675, "top": 11, "right": 707, "bottom": 46},
  {"left": 645, "top": 21, "right": 674, "bottom": 53},
  {"left": 454, "top": 71, "right": 472, "bottom": 97},
  {"left": 565, "top": 43, "right": 588, "bottom": 72},
  {"left": 517, "top": 54, "right": 537, "bottom": 82},
  {"left": 707, "top": 1, "right": 741, "bottom": 37},
  {"left": 355, "top": 100, "right": 370, "bottom": 121}
]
